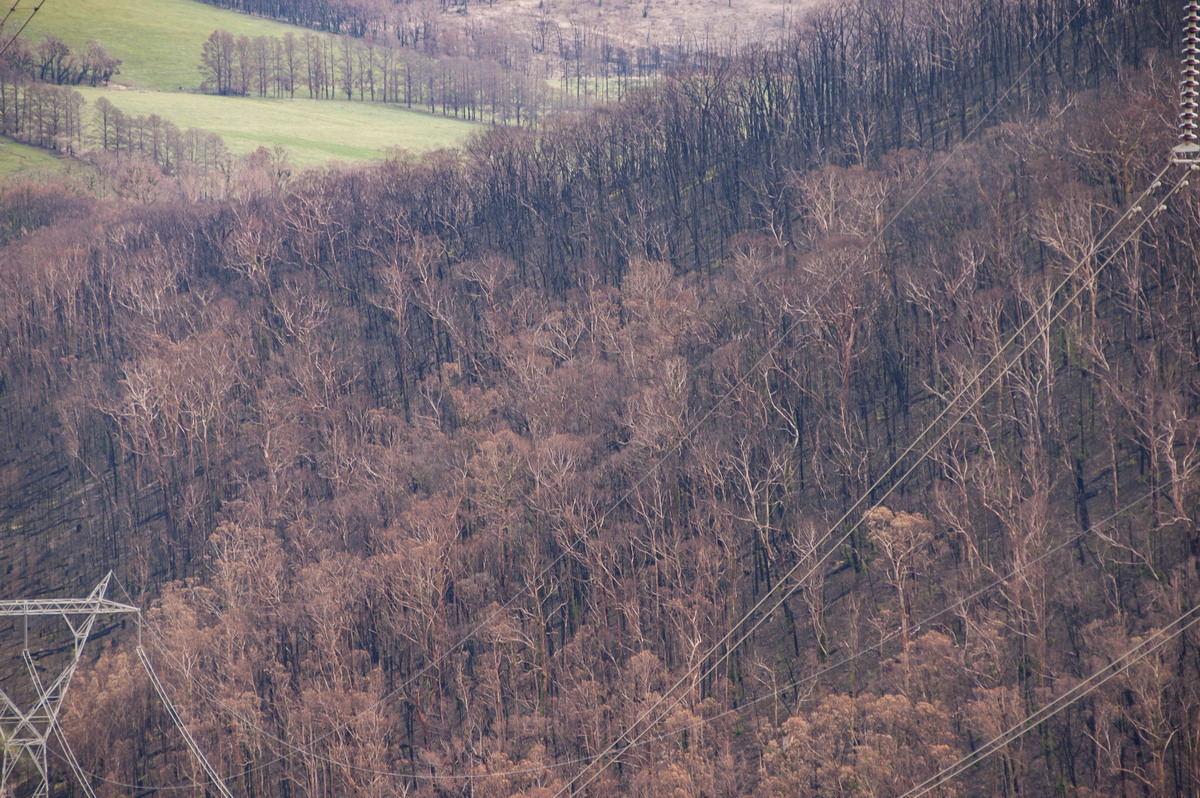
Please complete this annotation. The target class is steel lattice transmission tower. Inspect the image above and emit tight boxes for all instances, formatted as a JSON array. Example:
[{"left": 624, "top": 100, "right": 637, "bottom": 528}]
[
  {"left": 1173, "top": 0, "right": 1200, "bottom": 164},
  {"left": 0, "top": 573, "right": 139, "bottom": 798}
]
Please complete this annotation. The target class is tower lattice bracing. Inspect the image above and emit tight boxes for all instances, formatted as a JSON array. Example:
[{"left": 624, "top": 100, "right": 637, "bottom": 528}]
[
  {"left": 0, "top": 573, "right": 139, "bottom": 798},
  {"left": 1174, "top": 1, "right": 1200, "bottom": 163}
]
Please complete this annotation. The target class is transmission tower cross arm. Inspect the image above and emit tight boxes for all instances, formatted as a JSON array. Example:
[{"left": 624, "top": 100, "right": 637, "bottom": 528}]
[
  {"left": 0, "top": 572, "right": 139, "bottom": 617},
  {"left": 0, "top": 598, "right": 141, "bottom": 616},
  {"left": 0, "top": 573, "right": 140, "bottom": 798}
]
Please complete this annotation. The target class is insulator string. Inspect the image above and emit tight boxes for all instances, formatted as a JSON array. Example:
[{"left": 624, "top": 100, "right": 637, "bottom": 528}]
[{"left": 1174, "top": 1, "right": 1200, "bottom": 161}]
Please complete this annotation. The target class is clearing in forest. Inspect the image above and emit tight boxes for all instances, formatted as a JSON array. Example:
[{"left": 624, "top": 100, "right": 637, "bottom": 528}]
[
  {"left": 74, "top": 88, "right": 478, "bottom": 167},
  {"left": 15, "top": 0, "right": 478, "bottom": 167}
]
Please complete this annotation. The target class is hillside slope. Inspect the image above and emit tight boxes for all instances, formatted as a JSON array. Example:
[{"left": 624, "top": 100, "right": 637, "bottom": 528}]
[
  {"left": 24, "top": 0, "right": 317, "bottom": 91},
  {"left": 12, "top": 0, "right": 478, "bottom": 167},
  {"left": 1, "top": 0, "right": 1198, "bottom": 795}
]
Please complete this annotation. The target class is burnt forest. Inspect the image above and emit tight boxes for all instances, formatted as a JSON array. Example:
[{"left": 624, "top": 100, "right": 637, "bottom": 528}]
[{"left": 2, "top": 0, "right": 1200, "bottom": 795}]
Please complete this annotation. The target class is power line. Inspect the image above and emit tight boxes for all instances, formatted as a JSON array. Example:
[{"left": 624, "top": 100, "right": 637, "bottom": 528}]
[
  {"left": 389, "top": 483, "right": 1190, "bottom": 783},
  {"left": 557, "top": 164, "right": 1190, "bottom": 795},
  {"left": 231, "top": 1, "right": 1115, "bottom": 783},
  {"left": 610, "top": 484, "right": 1186, "bottom": 762},
  {"left": 49, "top": 725, "right": 97, "bottom": 798},
  {"left": 89, "top": 1, "right": 1181, "bottom": 789},
  {"left": 95, "top": 477, "right": 1183, "bottom": 788},
  {"left": 136, "top": 644, "right": 235, "bottom": 798},
  {"left": 119, "top": 148, "right": 1193, "bottom": 783},
  {"left": 87, "top": 0, "right": 1200, "bottom": 791},
  {"left": 45, "top": 743, "right": 203, "bottom": 794},
  {"left": 0, "top": 1, "right": 1183, "bottom": 794},
  {"left": 0, "top": 0, "right": 47, "bottom": 61},
  {"left": 107, "top": 129, "right": 1189, "bottom": 798},
  {"left": 901, "top": 602, "right": 1200, "bottom": 797}
]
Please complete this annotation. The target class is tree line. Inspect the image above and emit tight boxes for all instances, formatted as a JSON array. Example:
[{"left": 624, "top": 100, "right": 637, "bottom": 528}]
[
  {"left": 90, "top": 97, "right": 230, "bottom": 173},
  {"left": 0, "top": 73, "right": 230, "bottom": 178},
  {"left": 0, "top": 0, "right": 1197, "bottom": 795},
  {"left": 0, "top": 59, "right": 239, "bottom": 199},
  {"left": 1, "top": 34, "right": 122, "bottom": 88},
  {"left": 200, "top": 28, "right": 555, "bottom": 124},
  {"left": 0, "top": 76, "right": 85, "bottom": 150},
  {"left": 193, "top": 0, "right": 713, "bottom": 111},
  {"left": 197, "top": 0, "right": 387, "bottom": 37}
]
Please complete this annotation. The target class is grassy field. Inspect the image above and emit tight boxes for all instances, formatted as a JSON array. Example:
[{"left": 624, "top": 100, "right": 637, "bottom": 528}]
[
  {"left": 21, "top": 0, "right": 310, "bottom": 92},
  {"left": 0, "top": 137, "right": 68, "bottom": 179},
  {"left": 17, "top": 0, "right": 480, "bottom": 166},
  {"left": 76, "top": 88, "right": 478, "bottom": 166}
]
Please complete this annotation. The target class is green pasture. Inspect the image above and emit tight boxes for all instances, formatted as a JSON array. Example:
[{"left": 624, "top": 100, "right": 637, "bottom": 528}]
[
  {"left": 17, "top": 0, "right": 481, "bottom": 168},
  {"left": 21, "top": 0, "right": 311, "bottom": 92},
  {"left": 75, "top": 88, "right": 478, "bottom": 166},
  {"left": 0, "top": 137, "right": 68, "bottom": 179}
]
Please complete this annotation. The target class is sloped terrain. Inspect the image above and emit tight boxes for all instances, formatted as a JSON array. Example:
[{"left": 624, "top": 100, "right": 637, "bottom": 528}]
[{"left": 1, "top": 0, "right": 1198, "bottom": 796}]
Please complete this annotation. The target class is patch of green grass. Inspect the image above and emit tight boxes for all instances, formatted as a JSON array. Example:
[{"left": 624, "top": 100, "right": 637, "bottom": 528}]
[
  {"left": 22, "top": 0, "right": 313, "bottom": 92},
  {"left": 75, "top": 88, "right": 478, "bottom": 166},
  {"left": 0, "top": 136, "right": 68, "bottom": 179},
  {"left": 22, "top": 0, "right": 481, "bottom": 167}
]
